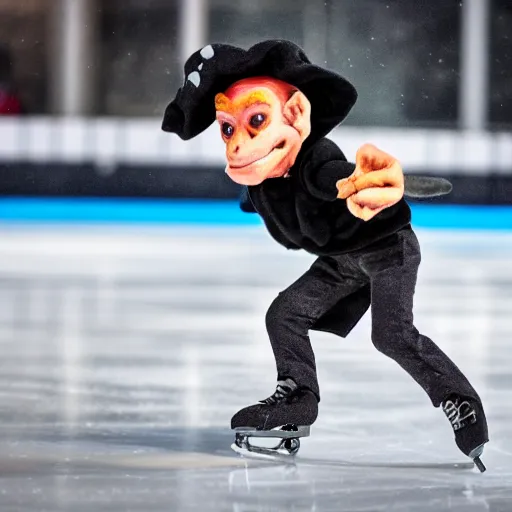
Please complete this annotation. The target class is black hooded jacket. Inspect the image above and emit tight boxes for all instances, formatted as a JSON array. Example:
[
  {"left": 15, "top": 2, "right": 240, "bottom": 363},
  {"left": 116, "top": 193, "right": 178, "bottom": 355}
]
[{"left": 244, "top": 136, "right": 412, "bottom": 256}]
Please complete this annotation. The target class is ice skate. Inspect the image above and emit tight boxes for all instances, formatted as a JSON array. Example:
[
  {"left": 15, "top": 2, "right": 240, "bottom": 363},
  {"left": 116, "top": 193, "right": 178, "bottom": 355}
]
[
  {"left": 442, "top": 394, "right": 489, "bottom": 472},
  {"left": 230, "top": 378, "right": 318, "bottom": 458}
]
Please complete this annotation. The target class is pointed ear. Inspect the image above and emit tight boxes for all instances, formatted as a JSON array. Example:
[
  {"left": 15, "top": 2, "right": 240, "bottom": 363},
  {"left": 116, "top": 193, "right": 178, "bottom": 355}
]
[{"left": 283, "top": 91, "right": 311, "bottom": 141}]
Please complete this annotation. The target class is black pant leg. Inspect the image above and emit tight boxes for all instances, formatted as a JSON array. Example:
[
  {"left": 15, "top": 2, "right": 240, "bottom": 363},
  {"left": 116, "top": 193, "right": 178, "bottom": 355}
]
[
  {"left": 266, "top": 255, "right": 367, "bottom": 400},
  {"left": 360, "top": 227, "right": 480, "bottom": 407}
]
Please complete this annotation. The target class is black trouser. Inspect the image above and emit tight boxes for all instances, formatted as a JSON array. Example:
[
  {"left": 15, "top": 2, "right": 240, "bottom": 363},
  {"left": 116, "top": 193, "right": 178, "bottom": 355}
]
[{"left": 265, "top": 226, "right": 480, "bottom": 407}]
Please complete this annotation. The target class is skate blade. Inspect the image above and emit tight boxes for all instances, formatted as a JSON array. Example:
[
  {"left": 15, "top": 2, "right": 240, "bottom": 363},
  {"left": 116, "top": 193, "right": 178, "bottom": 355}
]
[
  {"left": 238, "top": 436, "right": 288, "bottom": 451},
  {"left": 469, "top": 443, "right": 487, "bottom": 473},
  {"left": 231, "top": 443, "right": 296, "bottom": 463},
  {"left": 234, "top": 426, "right": 302, "bottom": 456},
  {"left": 233, "top": 425, "right": 310, "bottom": 439},
  {"left": 473, "top": 456, "right": 486, "bottom": 473}
]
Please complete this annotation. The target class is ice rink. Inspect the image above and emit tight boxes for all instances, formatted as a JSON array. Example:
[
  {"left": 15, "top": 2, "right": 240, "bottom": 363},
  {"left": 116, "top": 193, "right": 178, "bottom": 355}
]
[{"left": 0, "top": 222, "right": 511, "bottom": 511}]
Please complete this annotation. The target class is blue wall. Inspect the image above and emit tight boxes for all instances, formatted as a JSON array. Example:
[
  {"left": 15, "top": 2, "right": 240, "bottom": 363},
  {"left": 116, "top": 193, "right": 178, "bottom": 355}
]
[{"left": 1, "top": 197, "right": 511, "bottom": 230}]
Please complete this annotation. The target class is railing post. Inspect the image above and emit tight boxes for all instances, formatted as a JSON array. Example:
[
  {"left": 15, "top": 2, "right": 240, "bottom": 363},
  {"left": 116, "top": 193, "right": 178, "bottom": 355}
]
[
  {"left": 459, "top": 0, "right": 491, "bottom": 130},
  {"left": 179, "top": 0, "right": 208, "bottom": 69},
  {"left": 48, "top": 0, "right": 98, "bottom": 115}
]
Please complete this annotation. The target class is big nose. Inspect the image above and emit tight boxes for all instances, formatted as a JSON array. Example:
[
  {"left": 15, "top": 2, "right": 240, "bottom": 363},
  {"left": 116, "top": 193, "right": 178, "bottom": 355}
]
[{"left": 229, "top": 130, "right": 250, "bottom": 155}]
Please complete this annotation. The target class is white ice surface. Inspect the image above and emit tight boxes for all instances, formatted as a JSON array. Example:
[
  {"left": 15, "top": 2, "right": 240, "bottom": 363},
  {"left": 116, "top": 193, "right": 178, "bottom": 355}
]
[{"left": 0, "top": 224, "right": 510, "bottom": 511}]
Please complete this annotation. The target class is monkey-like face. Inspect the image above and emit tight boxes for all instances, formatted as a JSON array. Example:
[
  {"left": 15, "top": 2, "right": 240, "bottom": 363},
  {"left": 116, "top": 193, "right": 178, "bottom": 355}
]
[{"left": 215, "top": 77, "right": 311, "bottom": 186}]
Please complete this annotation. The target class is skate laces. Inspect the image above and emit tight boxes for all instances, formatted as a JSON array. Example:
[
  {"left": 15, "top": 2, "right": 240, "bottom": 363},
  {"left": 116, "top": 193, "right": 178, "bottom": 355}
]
[
  {"left": 442, "top": 396, "right": 477, "bottom": 431},
  {"left": 259, "top": 378, "right": 298, "bottom": 405}
]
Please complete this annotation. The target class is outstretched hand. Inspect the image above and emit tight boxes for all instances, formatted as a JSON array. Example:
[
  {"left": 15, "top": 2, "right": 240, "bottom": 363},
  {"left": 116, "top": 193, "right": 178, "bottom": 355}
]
[{"left": 336, "top": 144, "right": 404, "bottom": 221}]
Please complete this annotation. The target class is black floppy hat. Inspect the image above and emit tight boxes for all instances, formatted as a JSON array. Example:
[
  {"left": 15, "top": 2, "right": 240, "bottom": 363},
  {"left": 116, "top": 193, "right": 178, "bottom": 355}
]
[{"left": 162, "top": 39, "right": 357, "bottom": 140}]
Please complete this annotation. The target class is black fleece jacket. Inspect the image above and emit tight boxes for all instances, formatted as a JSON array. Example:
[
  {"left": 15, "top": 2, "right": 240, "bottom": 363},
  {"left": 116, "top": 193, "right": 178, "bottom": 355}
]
[{"left": 243, "top": 137, "right": 412, "bottom": 256}]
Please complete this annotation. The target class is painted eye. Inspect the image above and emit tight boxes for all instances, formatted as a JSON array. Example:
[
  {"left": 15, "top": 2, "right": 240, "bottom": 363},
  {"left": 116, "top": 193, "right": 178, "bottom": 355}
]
[
  {"left": 222, "top": 122, "right": 234, "bottom": 137},
  {"left": 249, "top": 114, "right": 266, "bottom": 128}
]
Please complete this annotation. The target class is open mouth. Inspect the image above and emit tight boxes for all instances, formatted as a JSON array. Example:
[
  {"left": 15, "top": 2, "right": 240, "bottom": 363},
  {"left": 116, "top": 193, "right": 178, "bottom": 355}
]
[{"left": 230, "top": 140, "right": 286, "bottom": 170}]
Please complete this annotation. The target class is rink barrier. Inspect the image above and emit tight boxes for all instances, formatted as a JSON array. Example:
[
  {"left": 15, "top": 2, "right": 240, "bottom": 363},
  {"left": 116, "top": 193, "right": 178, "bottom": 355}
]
[
  {"left": 0, "top": 117, "right": 511, "bottom": 173},
  {"left": 0, "top": 117, "right": 511, "bottom": 205},
  {"left": 0, "top": 162, "right": 511, "bottom": 205}
]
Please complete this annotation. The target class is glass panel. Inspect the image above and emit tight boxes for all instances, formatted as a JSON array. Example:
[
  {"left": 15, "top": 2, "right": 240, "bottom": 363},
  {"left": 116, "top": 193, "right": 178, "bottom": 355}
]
[
  {"left": 325, "top": 0, "right": 461, "bottom": 127},
  {"left": 208, "top": 0, "right": 307, "bottom": 52},
  {"left": 99, "top": 0, "right": 180, "bottom": 116},
  {"left": 490, "top": 0, "right": 512, "bottom": 127}
]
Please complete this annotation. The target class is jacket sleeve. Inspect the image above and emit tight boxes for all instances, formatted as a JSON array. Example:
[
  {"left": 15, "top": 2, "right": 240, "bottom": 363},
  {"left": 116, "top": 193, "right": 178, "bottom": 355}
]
[
  {"left": 239, "top": 186, "right": 257, "bottom": 213},
  {"left": 301, "top": 139, "right": 356, "bottom": 201}
]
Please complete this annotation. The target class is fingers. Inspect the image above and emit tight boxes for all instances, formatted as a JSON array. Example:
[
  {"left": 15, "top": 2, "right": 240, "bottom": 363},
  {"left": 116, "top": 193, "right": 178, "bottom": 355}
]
[
  {"left": 353, "top": 168, "right": 403, "bottom": 191},
  {"left": 336, "top": 177, "right": 357, "bottom": 199},
  {"left": 338, "top": 144, "right": 403, "bottom": 221},
  {"left": 356, "top": 143, "right": 398, "bottom": 174},
  {"left": 350, "top": 186, "right": 404, "bottom": 209},
  {"left": 337, "top": 168, "right": 403, "bottom": 199},
  {"left": 346, "top": 186, "right": 403, "bottom": 221},
  {"left": 346, "top": 198, "right": 388, "bottom": 221}
]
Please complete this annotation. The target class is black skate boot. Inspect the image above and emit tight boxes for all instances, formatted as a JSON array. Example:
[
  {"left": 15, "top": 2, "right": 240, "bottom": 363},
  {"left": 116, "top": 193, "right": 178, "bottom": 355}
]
[
  {"left": 230, "top": 378, "right": 318, "bottom": 458},
  {"left": 442, "top": 394, "right": 489, "bottom": 472},
  {"left": 231, "top": 378, "right": 318, "bottom": 430}
]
